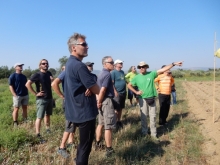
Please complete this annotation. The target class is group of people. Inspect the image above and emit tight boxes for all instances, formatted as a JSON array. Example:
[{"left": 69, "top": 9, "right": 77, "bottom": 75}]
[{"left": 8, "top": 32, "right": 182, "bottom": 165}]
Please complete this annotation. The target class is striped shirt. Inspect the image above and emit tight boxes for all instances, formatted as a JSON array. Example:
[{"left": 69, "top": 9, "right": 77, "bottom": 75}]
[{"left": 154, "top": 74, "right": 174, "bottom": 95}]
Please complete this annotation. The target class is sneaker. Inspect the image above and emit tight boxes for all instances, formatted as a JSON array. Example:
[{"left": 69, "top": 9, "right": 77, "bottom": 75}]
[
  {"left": 37, "top": 134, "right": 46, "bottom": 144},
  {"left": 105, "top": 147, "right": 115, "bottom": 157},
  {"left": 46, "top": 129, "right": 51, "bottom": 134},
  {"left": 66, "top": 142, "right": 75, "bottom": 150},
  {"left": 151, "top": 136, "right": 160, "bottom": 142},
  {"left": 94, "top": 141, "right": 105, "bottom": 151},
  {"left": 116, "top": 121, "right": 123, "bottom": 130},
  {"left": 13, "top": 121, "right": 18, "bottom": 128},
  {"left": 57, "top": 148, "right": 69, "bottom": 158}
]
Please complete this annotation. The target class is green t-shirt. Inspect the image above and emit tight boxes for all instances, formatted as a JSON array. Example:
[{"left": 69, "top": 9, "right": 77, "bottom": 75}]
[
  {"left": 131, "top": 71, "right": 158, "bottom": 98},
  {"left": 111, "top": 70, "right": 126, "bottom": 94},
  {"left": 125, "top": 72, "right": 137, "bottom": 82}
]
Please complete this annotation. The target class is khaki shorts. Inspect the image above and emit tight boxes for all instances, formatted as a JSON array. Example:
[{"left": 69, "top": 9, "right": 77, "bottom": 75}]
[
  {"left": 36, "top": 99, "right": 53, "bottom": 119},
  {"left": 13, "top": 95, "right": 29, "bottom": 107},
  {"left": 98, "top": 97, "right": 116, "bottom": 130},
  {"left": 65, "top": 120, "right": 76, "bottom": 133}
]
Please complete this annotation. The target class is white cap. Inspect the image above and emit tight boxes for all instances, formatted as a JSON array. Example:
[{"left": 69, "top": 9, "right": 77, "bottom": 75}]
[
  {"left": 14, "top": 63, "right": 24, "bottom": 68},
  {"left": 114, "top": 59, "right": 124, "bottom": 65}
]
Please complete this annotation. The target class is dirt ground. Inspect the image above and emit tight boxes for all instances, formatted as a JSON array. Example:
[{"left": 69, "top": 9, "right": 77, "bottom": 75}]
[{"left": 182, "top": 81, "right": 220, "bottom": 165}]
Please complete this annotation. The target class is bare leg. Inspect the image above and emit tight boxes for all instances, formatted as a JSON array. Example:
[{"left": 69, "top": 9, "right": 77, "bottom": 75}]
[
  {"left": 36, "top": 118, "right": 42, "bottom": 134},
  {"left": 21, "top": 105, "right": 28, "bottom": 119},
  {"left": 117, "top": 109, "right": 122, "bottom": 121},
  {"left": 12, "top": 107, "right": 19, "bottom": 121},
  {"left": 96, "top": 124, "right": 103, "bottom": 141},
  {"left": 44, "top": 115, "right": 50, "bottom": 130},
  {"left": 60, "top": 132, "right": 70, "bottom": 148},
  {"left": 68, "top": 133, "right": 74, "bottom": 144},
  {"left": 105, "top": 129, "right": 112, "bottom": 147}
]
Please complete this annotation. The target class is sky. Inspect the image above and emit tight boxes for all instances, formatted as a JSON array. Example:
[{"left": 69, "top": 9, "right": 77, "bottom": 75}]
[{"left": 0, "top": 0, "right": 220, "bottom": 71}]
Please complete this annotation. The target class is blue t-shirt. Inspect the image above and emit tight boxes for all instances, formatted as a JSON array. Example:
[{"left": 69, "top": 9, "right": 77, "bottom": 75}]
[
  {"left": 8, "top": 73, "right": 28, "bottom": 96},
  {"left": 97, "top": 68, "right": 114, "bottom": 98},
  {"left": 64, "top": 56, "right": 98, "bottom": 123},
  {"left": 58, "top": 71, "right": 65, "bottom": 92},
  {"left": 111, "top": 69, "right": 126, "bottom": 94}
]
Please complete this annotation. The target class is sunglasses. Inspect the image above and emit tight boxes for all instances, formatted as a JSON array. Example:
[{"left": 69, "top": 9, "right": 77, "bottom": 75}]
[
  {"left": 88, "top": 65, "right": 93, "bottom": 67},
  {"left": 138, "top": 66, "right": 146, "bottom": 69},
  {"left": 106, "top": 61, "right": 114, "bottom": 65},
  {"left": 41, "top": 63, "right": 48, "bottom": 65},
  {"left": 17, "top": 65, "right": 23, "bottom": 67},
  {"left": 76, "top": 42, "right": 88, "bottom": 47}
]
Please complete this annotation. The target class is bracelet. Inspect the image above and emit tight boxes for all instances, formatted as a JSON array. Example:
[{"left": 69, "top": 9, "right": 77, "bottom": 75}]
[{"left": 172, "top": 62, "right": 175, "bottom": 66}]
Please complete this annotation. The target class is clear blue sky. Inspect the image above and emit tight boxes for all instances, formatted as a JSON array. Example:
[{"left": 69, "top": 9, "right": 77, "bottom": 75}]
[{"left": 1, "top": 0, "right": 220, "bottom": 71}]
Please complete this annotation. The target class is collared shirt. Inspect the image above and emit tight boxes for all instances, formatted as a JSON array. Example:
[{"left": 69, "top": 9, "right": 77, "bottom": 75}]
[
  {"left": 64, "top": 55, "right": 98, "bottom": 123},
  {"left": 97, "top": 68, "right": 114, "bottom": 98}
]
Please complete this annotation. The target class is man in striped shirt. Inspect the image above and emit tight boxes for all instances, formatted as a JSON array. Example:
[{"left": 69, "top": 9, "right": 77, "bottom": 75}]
[{"left": 154, "top": 65, "right": 174, "bottom": 125}]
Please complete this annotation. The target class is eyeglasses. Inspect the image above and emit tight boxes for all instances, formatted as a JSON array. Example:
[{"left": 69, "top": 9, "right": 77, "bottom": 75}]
[
  {"left": 41, "top": 63, "right": 48, "bottom": 65},
  {"left": 17, "top": 65, "right": 23, "bottom": 67},
  {"left": 138, "top": 66, "right": 146, "bottom": 69},
  {"left": 106, "top": 61, "right": 114, "bottom": 65},
  {"left": 88, "top": 65, "right": 93, "bottom": 67},
  {"left": 76, "top": 42, "right": 88, "bottom": 47}
]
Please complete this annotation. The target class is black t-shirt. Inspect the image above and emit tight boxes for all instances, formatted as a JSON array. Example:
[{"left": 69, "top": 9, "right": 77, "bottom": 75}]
[{"left": 30, "top": 71, "right": 53, "bottom": 99}]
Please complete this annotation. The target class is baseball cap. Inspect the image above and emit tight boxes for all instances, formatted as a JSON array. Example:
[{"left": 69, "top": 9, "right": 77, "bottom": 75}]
[
  {"left": 114, "top": 59, "right": 123, "bottom": 65},
  {"left": 84, "top": 62, "right": 94, "bottom": 66},
  {"left": 14, "top": 63, "right": 24, "bottom": 68}
]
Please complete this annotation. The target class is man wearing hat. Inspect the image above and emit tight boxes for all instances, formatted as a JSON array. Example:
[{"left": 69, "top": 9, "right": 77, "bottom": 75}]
[
  {"left": 84, "top": 62, "right": 97, "bottom": 82},
  {"left": 127, "top": 61, "right": 183, "bottom": 141},
  {"left": 111, "top": 59, "right": 126, "bottom": 130},
  {"left": 8, "top": 63, "right": 29, "bottom": 127}
]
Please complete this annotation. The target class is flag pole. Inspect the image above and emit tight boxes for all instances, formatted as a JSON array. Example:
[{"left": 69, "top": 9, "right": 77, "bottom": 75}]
[{"left": 213, "top": 32, "right": 216, "bottom": 123}]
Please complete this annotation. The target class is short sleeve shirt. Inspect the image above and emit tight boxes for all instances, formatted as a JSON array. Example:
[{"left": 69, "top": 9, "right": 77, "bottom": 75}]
[
  {"left": 8, "top": 73, "right": 28, "bottom": 96},
  {"left": 131, "top": 71, "right": 158, "bottom": 99},
  {"left": 29, "top": 71, "right": 53, "bottom": 99},
  {"left": 64, "top": 55, "right": 98, "bottom": 123},
  {"left": 97, "top": 68, "right": 114, "bottom": 98},
  {"left": 58, "top": 71, "right": 65, "bottom": 92},
  {"left": 111, "top": 70, "right": 126, "bottom": 94}
]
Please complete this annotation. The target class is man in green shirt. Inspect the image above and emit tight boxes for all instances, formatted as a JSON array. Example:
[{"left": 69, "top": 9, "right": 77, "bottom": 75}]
[{"left": 127, "top": 61, "right": 183, "bottom": 141}]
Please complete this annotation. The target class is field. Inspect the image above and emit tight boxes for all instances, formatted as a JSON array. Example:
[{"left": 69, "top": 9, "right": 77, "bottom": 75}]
[{"left": 0, "top": 78, "right": 219, "bottom": 165}]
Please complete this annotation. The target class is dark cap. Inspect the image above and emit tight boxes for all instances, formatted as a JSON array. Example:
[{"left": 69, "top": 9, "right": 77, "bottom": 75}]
[
  {"left": 161, "top": 65, "right": 166, "bottom": 68},
  {"left": 84, "top": 62, "right": 94, "bottom": 66}
]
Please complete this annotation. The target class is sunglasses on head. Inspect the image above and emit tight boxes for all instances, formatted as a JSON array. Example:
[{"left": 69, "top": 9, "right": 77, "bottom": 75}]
[
  {"left": 41, "top": 63, "right": 48, "bottom": 65},
  {"left": 76, "top": 42, "right": 88, "bottom": 47},
  {"left": 106, "top": 61, "right": 114, "bottom": 65}
]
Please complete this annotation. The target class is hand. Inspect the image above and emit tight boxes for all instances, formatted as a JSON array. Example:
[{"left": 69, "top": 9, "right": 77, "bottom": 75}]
[
  {"left": 36, "top": 91, "right": 45, "bottom": 96},
  {"left": 85, "top": 89, "right": 92, "bottom": 96},
  {"left": 173, "top": 61, "right": 183, "bottom": 66},
  {"left": 136, "top": 91, "right": 143, "bottom": 95},
  {"left": 97, "top": 102, "right": 102, "bottom": 109},
  {"left": 114, "top": 91, "right": 119, "bottom": 97}
]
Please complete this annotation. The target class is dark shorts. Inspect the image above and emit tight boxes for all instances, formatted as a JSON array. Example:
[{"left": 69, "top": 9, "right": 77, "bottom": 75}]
[
  {"left": 36, "top": 99, "right": 53, "bottom": 119},
  {"left": 65, "top": 120, "right": 76, "bottom": 133},
  {"left": 128, "top": 86, "right": 138, "bottom": 99},
  {"left": 113, "top": 92, "right": 126, "bottom": 111}
]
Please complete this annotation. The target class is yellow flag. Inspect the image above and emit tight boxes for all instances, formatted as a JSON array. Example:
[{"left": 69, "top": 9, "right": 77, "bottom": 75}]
[{"left": 215, "top": 48, "right": 220, "bottom": 58}]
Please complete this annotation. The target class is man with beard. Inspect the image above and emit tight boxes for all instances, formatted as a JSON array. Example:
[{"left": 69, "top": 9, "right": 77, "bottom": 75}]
[
  {"left": 65, "top": 33, "right": 100, "bottom": 165},
  {"left": 26, "top": 59, "right": 53, "bottom": 143},
  {"left": 9, "top": 63, "right": 29, "bottom": 127}
]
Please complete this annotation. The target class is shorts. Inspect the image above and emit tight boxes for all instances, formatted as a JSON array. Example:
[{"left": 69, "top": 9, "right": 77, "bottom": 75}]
[
  {"left": 98, "top": 98, "right": 116, "bottom": 130},
  {"left": 13, "top": 95, "right": 29, "bottom": 107},
  {"left": 113, "top": 93, "right": 126, "bottom": 111},
  {"left": 36, "top": 99, "right": 53, "bottom": 119},
  {"left": 65, "top": 120, "right": 76, "bottom": 133},
  {"left": 127, "top": 86, "right": 138, "bottom": 99}
]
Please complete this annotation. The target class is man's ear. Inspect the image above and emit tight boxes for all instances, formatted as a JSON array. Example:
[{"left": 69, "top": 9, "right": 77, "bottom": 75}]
[{"left": 72, "top": 45, "right": 76, "bottom": 52}]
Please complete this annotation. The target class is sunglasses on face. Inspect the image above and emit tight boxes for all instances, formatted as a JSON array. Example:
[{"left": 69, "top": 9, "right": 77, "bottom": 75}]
[
  {"left": 41, "top": 63, "right": 48, "bottom": 65},
  {"left": 88, "top": 65, "right": 93, "bottom": 67},
  {"left": 138, "top": 66, "right": 146, "bottom": 69},
  {"left": 76, "top": 42, "right": 88, "bottom": 47},
  {"left": 17, "top": 65, "right": 23, "bottom": 67},
  {"left": 106, "top": 61, "right": 114, "bottom": 65}
]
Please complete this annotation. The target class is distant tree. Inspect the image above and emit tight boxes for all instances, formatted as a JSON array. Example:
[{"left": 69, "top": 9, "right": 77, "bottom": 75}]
[
  {"left": 48, "top": 68, "right": 56, "bottom": 76},
  {"left": 31, "top": 69, "right": 40, "bottom": 76},
  {"left": 0, "top": 66, "right": 10, "bottom": 79},
  {"left": 22, "top": 67, "right": 32, "bottom": 78},
  {"left": 58, "top": 56, "right": 68, "bottom": 68}
]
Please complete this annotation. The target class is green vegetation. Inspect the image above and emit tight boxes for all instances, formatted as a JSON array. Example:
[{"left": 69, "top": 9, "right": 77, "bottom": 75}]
[{"left": 0, "top": 78, "right": 207, "bottom": 164}]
